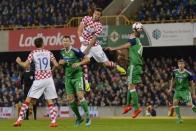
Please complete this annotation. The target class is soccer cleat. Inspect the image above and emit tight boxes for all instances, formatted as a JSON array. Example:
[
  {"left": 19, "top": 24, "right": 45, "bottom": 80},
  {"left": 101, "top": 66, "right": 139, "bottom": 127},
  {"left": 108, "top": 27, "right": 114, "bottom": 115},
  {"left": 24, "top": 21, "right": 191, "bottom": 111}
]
[
  {"left": 13, "top": 120, "right": 22, "bottom": 127},
  {"left": 132, "top": 108, "right": 142, "bottom": 118},
  {"left": 116, "top": 65, "right": 126, "bottom": 75},
  {"left": 85, "top": 83, "right": 91, "bottom": 92},
  {"left": 85, "top": 118, "right": 91, "bottom": 127},
  {"left": 176, "top": 119, "right": 183, "bottom": 124},
  {"left": 192, "top": 106, "right": 196, "bottom": 113},
  {"left": 49, "top": 122, "right": 58, "bottom": 127},
  {"left": 122, "top": 105, "right": 132, "bottom": 114},
  {"left": 75, "top": 118, "right": 84, "bottom": 127}
]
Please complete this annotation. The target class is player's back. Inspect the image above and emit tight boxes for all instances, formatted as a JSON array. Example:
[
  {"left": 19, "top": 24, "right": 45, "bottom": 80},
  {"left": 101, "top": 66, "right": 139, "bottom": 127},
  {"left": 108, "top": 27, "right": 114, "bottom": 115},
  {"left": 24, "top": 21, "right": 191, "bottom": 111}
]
[{"left": 28, "top": 48, "right": 54, "bottom": 80}]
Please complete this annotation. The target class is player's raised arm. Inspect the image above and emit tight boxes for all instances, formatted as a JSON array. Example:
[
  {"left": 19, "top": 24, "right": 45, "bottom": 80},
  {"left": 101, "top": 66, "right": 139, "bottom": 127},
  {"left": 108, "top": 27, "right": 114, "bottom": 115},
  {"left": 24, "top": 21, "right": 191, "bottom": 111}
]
[{"left": 16, "top": 57, "right": 30, "bottom": 68}]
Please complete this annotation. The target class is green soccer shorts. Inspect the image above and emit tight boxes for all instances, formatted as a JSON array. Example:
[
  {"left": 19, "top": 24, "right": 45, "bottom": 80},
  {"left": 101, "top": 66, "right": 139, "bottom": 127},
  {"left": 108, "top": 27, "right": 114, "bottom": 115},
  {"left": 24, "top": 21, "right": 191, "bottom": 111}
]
[
  {"left": 173, "top": 90, "right": 192, "bottom": 103},
  {"left": 65, "top": 77, "right": 84, "bottom": 95},
  {"left": 128, "top": 65, "right": 142, "bottom": 84}
]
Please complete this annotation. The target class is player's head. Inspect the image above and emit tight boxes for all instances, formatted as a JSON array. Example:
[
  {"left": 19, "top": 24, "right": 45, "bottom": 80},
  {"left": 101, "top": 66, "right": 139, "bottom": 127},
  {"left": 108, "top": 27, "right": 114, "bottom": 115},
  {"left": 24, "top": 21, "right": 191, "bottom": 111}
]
[
  {"left": 177, "top": 59, "right": 185, "bottom": 70},
  {"left": 34, "top": 37, "right": 44, "bottom": 48},
  {"left": 62, "top": 35, "right": 71, "bottom": 48},
  {"left": 92, "top": 8, "right": 102, "bottom": 21},
  {"left": 132, "top": 22, "right": 143, "bottom": 37}
]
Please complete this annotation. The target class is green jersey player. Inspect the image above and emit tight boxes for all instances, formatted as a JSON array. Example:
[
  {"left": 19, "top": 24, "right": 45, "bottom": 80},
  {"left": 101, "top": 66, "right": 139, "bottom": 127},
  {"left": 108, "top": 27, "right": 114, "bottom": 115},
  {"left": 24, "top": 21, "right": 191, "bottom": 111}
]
[
  {"left": 169, "top": 59, "right": 196, "bottom": 124},
  {"left": 106, "top": 22, "right": 143, "bottom": 118},
  {"left": 59, "top": 36, "right": 91, "bottom": 127}
]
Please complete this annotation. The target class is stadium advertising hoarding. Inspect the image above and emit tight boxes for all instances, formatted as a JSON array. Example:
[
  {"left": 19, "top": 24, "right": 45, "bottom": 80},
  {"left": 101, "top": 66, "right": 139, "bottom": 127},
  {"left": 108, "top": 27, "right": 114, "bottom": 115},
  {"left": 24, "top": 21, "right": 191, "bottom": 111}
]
[
  {"left": 8, "top": 23, "right": 194, "bottom": 52},
  {"left": 9, "top": 27, "right": 80, "bottom": 51},
  {"left": 0, "top": 107, "right": 12, "bottom": 118},
  {"left": 144, "top": 23, "right": 193, "bottom": 46}
]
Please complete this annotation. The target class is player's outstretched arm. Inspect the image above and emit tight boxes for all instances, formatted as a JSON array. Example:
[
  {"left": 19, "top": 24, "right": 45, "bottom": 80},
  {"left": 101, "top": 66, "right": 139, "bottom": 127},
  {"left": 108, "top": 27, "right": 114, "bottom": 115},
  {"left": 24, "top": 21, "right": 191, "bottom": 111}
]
[
  {"left": 106, "top": 43, "right": 130, "bottom": 51},
  {"left": 72, "top": 56, "right": 90, "bottom": 68},
  {"left": 190, "top": 80, "right": 196, "bottom": 99},
  {"left": 16, "top": 57, "right": 30, "bottom": 68}
]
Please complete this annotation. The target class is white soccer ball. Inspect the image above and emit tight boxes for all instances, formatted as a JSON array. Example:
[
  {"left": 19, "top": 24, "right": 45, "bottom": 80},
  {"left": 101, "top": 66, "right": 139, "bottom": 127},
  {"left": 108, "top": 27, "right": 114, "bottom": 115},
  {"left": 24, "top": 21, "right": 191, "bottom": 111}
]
[{"left": 132, "top": 22, "right": 143, "bottom": 32}]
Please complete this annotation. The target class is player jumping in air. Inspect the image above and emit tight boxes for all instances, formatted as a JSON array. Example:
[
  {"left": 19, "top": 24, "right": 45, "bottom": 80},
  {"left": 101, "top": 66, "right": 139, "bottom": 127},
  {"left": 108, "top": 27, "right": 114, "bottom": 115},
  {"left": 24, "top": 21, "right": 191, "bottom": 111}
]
[
  {"left": 59, "top": 36, "right": 91, "bottom": 127},
  {"left": 168, "top": 59, "right": 196, "bottom": 124},
  {"left": 13, "top": 38, "right": 59, "bottom": 127},
  {"left": 106, "top": 22, "right": 143, "bottom": 118},
  {"left": 77, "top": 8, "right": 126, "bottom": 92}
]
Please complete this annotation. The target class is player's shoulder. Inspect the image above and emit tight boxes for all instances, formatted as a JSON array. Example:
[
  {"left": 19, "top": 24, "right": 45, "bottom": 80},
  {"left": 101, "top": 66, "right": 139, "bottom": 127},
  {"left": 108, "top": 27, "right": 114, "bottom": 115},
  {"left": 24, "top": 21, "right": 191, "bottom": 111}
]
[
  {"left": 173, "top": 69, "right": 178, "bottom": 73},
  {"left": 71, "top": 47, "right": 81, "bottom": 53},
  {"left": 184, "top": 69, "right": 192, "bottom": 75},
  {"left": 83, "top": 15, "right": 92, "bottom": 20}
]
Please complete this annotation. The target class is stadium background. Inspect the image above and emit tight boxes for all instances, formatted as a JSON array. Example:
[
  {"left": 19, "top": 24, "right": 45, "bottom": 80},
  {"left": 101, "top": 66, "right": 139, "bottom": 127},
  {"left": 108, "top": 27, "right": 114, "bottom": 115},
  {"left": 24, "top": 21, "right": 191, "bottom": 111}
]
[{"left": 0, "top": 0, "right": 196, "bottom": 119}]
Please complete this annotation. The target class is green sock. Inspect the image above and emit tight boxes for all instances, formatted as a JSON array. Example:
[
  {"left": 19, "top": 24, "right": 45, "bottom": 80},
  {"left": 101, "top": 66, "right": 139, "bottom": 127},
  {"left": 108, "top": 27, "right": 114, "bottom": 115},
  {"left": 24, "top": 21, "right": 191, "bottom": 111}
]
[
  {"left": 175, "top": 106, "right": 181, "bottom": 119},
  {"left": 126, "top": 91, "right": 131, "bottom": 105},
  {"left": 80, "top": 99, "right": 90, "bottom": 118},
  {"left": 70, "top": 101, "right": 81, "bottom": 119},
  {"left": 130, "top": 89, "right": 139, "bottom": 110},
  {"left": 192, "top": 105, "right": 196, "bottom": 113}
]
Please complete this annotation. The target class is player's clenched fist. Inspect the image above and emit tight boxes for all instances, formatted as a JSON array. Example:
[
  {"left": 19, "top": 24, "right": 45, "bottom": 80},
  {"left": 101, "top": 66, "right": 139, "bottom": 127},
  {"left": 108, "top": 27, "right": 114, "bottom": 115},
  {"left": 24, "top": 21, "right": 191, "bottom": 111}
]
[{"left": 16, "top": 57, "right": 21, "bottom": 64}]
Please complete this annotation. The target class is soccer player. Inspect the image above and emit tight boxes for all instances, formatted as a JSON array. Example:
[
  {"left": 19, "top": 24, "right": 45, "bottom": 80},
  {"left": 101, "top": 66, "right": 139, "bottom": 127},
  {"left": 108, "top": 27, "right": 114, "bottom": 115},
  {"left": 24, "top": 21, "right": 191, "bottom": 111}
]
[
  {"left": 106, "top": 22, "right": 143, "bottom": 118},
  {"left": 13, "top": 37, "right": 59, "bottom": 127},
  {"left": 77, "top": 7, "right": 126, "bottom": 91},
  {"left": 168, "top": 59, "right": 196, "bottom": 124},
  {"left": 59, "top": 36, "right": 91, "bottom": 127},
  {"left": 20, "top": 65, "right": 37, "bottom": 120}
]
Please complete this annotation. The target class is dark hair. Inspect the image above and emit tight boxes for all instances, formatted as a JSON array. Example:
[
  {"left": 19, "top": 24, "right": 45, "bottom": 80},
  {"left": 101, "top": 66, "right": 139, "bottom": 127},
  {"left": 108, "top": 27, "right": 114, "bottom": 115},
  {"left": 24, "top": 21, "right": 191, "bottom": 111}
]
[
  {"left": 34, "top": 37, "right": 43, "bottom": 48},
  {"left": 62, "top": 35, "right": 71, "bottom": 40},
  {"left": 177, "top": 59, "right": 185, "bottom": 63},
  {"left": 94, "top": 7, "right": 102, "bottom": 13}
]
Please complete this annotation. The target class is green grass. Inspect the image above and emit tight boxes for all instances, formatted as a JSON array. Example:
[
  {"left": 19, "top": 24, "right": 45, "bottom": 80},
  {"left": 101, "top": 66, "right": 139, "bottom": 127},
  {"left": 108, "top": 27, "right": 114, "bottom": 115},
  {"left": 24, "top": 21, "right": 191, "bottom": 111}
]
[{"left": 0, "top": 118, "right": 196, "bottom": 131}]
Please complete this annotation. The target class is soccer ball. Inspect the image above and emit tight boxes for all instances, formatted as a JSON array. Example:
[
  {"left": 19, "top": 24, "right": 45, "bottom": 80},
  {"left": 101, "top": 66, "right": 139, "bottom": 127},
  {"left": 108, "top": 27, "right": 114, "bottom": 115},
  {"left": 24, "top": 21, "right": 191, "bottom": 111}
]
[{"left": 132, "top": 22, "right": 143, "bottom": 32}]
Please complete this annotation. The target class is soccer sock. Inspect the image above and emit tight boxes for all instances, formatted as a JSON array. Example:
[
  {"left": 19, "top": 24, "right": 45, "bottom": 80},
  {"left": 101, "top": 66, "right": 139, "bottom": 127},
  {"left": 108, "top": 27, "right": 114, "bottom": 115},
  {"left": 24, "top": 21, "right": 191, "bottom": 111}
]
[
  {"left": 192, "top": 105, "right": 196, "bottom": 112},
  {"left": 33, "top": 104, "right": 37, "bottom": 120},
  {"left": 48, "top": 104, "right": 57, "bottom": 123},
  {"left": 70, "top": 101, "right": 81, "bottom": 119},
  {"left": 126, "top": 91, "right": 131, "bottom": 105},
  {"left": 83, "top": 65, "right": 89, "bottom": 84},
  {"left": 80, "top": 98, "right": 90, "bottom": 118},
  {"left": 174, "top": 106, "right": 181, "bottom": 119},
  {"left": 130, "top": 89, "right": 139, "bottom": 110},
  {"left": 107, "top": 61, "right": 117, "bottom": 68},
  {"left": 17, "top": 101, "right": 30, "bottom": 121}
]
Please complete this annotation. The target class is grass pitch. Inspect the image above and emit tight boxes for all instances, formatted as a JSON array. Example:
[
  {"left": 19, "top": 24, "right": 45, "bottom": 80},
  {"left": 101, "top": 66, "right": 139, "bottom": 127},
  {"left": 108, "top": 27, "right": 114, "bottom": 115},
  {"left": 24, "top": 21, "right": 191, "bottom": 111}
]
[{"left": 0, "top": 117, "right": 196, "bottom": 131}]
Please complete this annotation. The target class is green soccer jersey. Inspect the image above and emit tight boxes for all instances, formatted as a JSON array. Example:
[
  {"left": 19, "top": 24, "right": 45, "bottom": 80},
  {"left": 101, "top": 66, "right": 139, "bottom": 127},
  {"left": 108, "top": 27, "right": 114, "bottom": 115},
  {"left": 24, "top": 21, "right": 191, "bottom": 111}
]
[
  {"left": 128, "top": 37, "right": 143, "bottom": 65},
  {"left": 172, "top": 69, "right": 193, "bottom": 91},
  {"left": 60, "top": 47, "right": 84, "bottom": 78}
]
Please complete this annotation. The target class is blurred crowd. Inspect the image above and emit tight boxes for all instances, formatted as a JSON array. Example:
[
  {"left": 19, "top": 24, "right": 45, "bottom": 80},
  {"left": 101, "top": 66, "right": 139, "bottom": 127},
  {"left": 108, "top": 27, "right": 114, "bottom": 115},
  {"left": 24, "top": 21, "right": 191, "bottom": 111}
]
[
  {"left": 0, "top": 0, "right": 111, "bottom": 27},
  {"left": 137, "top": 0, "right": 196, "bottom": 21},
  {"left": 0, "top": 55, "right": 195, "bottom": 107}
]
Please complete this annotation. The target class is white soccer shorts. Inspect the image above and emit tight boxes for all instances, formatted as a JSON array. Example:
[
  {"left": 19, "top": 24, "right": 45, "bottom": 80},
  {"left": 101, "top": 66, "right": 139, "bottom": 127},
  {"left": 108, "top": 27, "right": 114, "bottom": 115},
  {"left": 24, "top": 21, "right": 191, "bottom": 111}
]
[
  {"left": 27, "top": 77, "right": 57, "bottom": 100},
  {"left": 80, "top": 44, "right": 108, "bottom": 63}
]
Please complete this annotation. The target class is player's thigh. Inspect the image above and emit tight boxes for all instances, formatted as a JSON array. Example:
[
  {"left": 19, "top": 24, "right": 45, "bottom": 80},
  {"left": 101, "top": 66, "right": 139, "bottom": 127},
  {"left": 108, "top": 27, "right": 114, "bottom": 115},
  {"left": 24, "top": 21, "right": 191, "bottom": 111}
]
[
  {"left": 27, "top": 80, "right": 45, "bottom": 99},
  {"left": 44, "top": 78, "right": 58, "bottom": 100},
  {"left": 91, "top": 45, "right": 108, "bottom": 63},
  {"left": 173, "top": 91, "right": 181, "bottom": 104},
  {"left": 181, "top": 91, "right": 192, "bottom": 104},
  {"left": 80, "top": 45, "right": 93, "bottom": 58},
  {"left": 127, "top": 65, "right": 142, "bottom": 84},
  {"left": 73, "top": 77, "right": 84, "bottom": 93},
  {"left": 65, "top": 78, "right": 75, "bottom": 95}
]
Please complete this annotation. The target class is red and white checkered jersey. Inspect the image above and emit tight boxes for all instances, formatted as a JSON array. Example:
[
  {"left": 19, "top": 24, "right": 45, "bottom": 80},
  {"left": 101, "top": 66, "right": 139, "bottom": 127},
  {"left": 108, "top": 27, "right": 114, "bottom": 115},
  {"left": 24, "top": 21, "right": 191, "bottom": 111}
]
[
  {"left": 81, "top": 16, "right": 103, "bottom": 46},
  {"left": 27, "top": 49, "right": 55, "bottom": 80}
]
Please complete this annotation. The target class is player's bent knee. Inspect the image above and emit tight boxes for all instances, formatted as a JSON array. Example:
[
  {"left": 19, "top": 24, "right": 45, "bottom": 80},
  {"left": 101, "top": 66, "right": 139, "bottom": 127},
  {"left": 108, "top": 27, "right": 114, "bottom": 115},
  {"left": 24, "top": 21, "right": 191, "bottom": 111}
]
[{"left": 67, "top": 95, "right": 75, "bottom": 103}]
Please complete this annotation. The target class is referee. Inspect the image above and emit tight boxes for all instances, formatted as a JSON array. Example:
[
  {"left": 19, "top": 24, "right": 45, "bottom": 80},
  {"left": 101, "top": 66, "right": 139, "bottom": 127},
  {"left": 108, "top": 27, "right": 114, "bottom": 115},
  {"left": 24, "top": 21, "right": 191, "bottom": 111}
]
[{"left": 21, "top": 64, "right": 37, "bottom": 120}]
